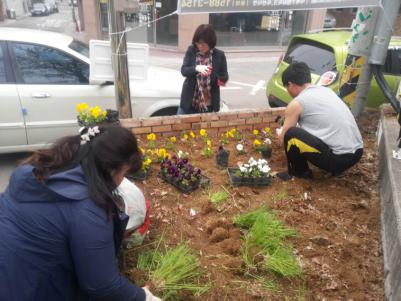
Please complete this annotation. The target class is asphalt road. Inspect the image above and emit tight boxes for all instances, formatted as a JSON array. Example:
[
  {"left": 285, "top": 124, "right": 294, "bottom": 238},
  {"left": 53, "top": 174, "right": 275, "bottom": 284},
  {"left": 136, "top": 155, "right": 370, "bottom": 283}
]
[{"left": 0, "top": 6, "right": 279, "bottom": 190}]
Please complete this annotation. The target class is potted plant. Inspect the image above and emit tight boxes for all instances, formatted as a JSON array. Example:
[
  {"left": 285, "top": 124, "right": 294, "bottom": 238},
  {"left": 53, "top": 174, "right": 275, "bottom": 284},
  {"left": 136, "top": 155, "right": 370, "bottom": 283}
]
[
  {"left": 228, "top": 157, "right": 271, "bottom": 187},
  {"left": 159, "top": 156, "right": 203, "bottom": 193},
  {"left": 216, "top": 145, "right": 230, "bottom": 168},
  {"left": 76, "top": 103, "right": 119, "bottom": 126},
  {"left": 253, "top": 138, "right": 272, "bottom": 159},
  {"left": 130, "top": 150, "right": 152, "bottom": 181}
]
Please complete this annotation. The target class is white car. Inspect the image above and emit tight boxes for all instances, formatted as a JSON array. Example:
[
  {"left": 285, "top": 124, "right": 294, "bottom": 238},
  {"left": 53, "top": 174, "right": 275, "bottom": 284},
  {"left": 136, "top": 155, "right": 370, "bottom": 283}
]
[{"left": 0, "top": 28, "right": 186, "bottom": 153}]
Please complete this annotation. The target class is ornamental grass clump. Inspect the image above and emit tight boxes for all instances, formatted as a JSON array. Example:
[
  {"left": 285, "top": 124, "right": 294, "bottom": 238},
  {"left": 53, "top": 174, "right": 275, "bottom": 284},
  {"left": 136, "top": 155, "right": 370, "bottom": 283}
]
[
  {"left": 234, "top": 208, "right": 301, "bottom": 278},
  {"left": 140, "top": 243, "right": 210, "bottom": 299},
  {"left": 210, "top": 190, "right": 229, "bottom": 205}
]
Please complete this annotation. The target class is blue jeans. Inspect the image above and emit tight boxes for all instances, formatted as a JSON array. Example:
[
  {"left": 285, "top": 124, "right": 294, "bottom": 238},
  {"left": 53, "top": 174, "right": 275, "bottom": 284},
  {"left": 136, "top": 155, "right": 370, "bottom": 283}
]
[{"left": 176, "top": 107, "right": 186, "bottom": 115}]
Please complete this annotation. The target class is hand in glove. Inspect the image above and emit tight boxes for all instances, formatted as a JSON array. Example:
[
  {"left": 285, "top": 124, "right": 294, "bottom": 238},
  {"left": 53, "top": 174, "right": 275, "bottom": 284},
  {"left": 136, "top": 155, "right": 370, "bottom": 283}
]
[
  {"left": 143, "top": 287, "right": 162, "bottom": 301},
  {"left": 195, "top": 65, "right": 211, "bottom": 76}
]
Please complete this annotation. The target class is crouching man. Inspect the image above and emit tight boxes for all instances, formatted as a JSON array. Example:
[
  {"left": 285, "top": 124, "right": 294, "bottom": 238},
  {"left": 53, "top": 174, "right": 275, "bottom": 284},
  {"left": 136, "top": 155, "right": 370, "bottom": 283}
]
[{"left": 277, "top": 62, "right": 363, "bottom": 180}]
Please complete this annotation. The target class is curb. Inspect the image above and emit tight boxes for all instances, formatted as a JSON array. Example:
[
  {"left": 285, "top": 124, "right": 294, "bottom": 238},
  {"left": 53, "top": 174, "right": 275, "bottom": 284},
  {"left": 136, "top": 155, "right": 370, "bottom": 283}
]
[{"left": 378, "top": 105, "right": 401, "bottom": 301}]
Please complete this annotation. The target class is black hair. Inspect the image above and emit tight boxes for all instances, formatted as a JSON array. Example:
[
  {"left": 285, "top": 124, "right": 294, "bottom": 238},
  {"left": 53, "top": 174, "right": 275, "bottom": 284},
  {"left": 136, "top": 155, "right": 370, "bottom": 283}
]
[
  {"left": 21, "top": 125, "right": 142, "bottom": 215},
  {"left": 192, "top": 24, "right": 217, "bottom": 49},
  {"left": 282, "top": 62, "right": 311, "bottom": 86}
]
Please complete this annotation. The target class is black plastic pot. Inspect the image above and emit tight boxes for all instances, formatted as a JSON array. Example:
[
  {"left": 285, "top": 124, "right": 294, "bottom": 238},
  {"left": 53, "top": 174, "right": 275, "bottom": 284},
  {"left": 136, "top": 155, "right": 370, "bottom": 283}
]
[
  {"left": 216, "top": 149, "right": 230, "bottom": 168},
  {"left": 227, "top": 168, "right": 271, "bottom": 187},
  {"left": 159, "top": 171, "right": 206, "bottom": 193},
  {"left": 260, "top": 148, "right": 272, "bottom": 159},
  {"left": 128, "top": 167, "right": 151, "bottom": 181}
]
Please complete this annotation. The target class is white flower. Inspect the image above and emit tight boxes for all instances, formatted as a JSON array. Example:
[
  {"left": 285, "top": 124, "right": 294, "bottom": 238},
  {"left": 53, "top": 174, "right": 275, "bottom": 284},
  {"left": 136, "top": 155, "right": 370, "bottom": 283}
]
[
  {"left": 264, "top": 138, "right": 272, "bottom": 145},
  {"left": 236, "top": 144, "right": 244, "bottom": 152},
  {"left": 240, "top": 166, "right": 247, "bottom": 173},
  {"left": 177, "top": 150, "right": 184, "bottom": 158},
  {"left": 261, "top": 165, "right": 270, "bottom": 174}
]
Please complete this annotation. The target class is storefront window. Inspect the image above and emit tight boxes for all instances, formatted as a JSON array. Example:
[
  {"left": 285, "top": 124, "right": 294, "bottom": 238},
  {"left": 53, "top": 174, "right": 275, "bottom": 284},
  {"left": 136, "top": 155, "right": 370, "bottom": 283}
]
[
  {"left": 99, "top": 0, "right": 108, "bottom": 33},
  {"left": 210, "top": 11, "right": 307, "bottom": 47}
]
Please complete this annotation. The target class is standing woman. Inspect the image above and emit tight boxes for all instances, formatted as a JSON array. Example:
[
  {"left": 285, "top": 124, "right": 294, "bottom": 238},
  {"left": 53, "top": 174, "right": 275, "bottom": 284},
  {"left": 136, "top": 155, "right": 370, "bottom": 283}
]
[
  {"left": 178, "top": 24, "right": 229, "bottom": 114},
  {"left": 0, "top": 125, "right": 161, "bottom": 301}
]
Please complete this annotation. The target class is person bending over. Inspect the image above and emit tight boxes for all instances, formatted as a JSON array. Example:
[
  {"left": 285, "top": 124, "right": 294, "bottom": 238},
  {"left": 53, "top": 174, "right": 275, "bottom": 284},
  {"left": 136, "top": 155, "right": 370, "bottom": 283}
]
[
  {"left": 277, "top": 62, "right": 363, "bottom": 180},
  {"left": 0, "top": 124, "right": 161, "bottom": 301}
]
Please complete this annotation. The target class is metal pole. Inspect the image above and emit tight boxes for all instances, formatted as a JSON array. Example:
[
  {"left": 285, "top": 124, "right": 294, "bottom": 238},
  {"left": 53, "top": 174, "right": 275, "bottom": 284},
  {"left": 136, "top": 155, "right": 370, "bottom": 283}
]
[
  {"left": 350, "top": 7, "right": 380, "bottom": 116},
  {"left": 108, "top": 0, "right": 133, "bottom": 119}
]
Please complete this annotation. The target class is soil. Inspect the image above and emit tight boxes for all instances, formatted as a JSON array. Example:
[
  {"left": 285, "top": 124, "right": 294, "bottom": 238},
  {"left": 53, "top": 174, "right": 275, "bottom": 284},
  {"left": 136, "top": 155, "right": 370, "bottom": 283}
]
[{"left": 125, "top": 110, "right": 384, "bottom": 301}]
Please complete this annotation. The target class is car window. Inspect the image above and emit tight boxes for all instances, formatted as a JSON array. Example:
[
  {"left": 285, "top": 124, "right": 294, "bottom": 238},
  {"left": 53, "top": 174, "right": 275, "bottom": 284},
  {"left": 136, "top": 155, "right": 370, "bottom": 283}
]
[
  {"left": 284, "top": 40, "right": 337, "bottom": 75},
  {"left": 69, "top": 40, "right": 89, "bottom": 58},
  {"left": 11, "top": 42, "right": 89, "bottom": 85},
  {"left": 0, "top": 44, "right": 6, "bottom": 83},
  {"left": 382, "top": 49, "right": 401, "bottom": 75}
]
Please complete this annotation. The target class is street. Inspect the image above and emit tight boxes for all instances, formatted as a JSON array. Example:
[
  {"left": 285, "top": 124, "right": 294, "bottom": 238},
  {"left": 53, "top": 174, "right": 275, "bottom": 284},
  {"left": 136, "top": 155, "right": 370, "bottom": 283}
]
[{"left": 0, "top": 5, "right": 279, "bottom": 190}]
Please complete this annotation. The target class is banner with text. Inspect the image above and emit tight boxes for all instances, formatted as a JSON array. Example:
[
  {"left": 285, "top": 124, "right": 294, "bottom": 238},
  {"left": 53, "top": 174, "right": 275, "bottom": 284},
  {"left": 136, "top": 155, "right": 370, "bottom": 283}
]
[{"left": 177, "top": 0, "right": 380, "bottom": 14}]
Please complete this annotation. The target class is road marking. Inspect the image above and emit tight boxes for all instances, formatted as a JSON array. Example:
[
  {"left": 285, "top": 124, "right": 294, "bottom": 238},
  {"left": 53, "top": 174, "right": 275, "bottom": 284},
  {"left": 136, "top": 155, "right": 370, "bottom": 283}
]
[{"left": 250, "top": 80, "right": 266, "bottom": 95}]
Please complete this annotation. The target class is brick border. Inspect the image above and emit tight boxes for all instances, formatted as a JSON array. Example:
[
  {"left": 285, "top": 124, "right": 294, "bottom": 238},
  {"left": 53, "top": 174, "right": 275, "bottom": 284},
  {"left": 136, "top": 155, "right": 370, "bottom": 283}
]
[{"left": 120, "top": 108, "right": 285, "bottom": 138}]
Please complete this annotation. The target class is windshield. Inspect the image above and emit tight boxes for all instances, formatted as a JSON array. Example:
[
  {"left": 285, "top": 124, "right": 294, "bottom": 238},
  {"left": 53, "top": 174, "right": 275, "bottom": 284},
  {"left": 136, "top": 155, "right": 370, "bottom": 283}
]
[
  {"left": 284, "top": 40, "right": 337, "bottom": 75},
  {"left": 33, "top": 3, "right": 45, "bottom": 8},
  {"left": 69, "top": 40, "right": 89, "bottom": 58}
]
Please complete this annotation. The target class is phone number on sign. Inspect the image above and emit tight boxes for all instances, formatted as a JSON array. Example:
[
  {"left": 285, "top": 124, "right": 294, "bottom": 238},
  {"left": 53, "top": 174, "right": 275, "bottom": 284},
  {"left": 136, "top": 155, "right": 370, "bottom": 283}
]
[{"left": 181, "top": 0, "right": 250, "bottom": 8}]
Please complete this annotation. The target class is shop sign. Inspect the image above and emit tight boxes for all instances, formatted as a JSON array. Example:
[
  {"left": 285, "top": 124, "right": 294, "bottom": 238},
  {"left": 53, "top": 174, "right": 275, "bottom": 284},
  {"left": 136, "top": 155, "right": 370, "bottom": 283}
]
[{"left": 177, "top": 0, "right": 380, "bottom": 14}]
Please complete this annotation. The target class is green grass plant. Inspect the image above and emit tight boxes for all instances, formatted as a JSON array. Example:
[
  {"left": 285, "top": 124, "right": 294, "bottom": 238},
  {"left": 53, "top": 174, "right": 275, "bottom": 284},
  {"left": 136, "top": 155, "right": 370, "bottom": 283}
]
[
  {"left": 272, "top": 189, "right": 289, "bottom": 202},
  {"left": 264, "top": 247, "right": 302, "bottom": 278},
  {"left": 210, "top": 190, "right": 229, "bottom": 205},
  {"left": 234, "top": 208, "right": 302, "bottom": 279},
  {"left": 147, "top": 243, "right": 210, "bottom": 299}
]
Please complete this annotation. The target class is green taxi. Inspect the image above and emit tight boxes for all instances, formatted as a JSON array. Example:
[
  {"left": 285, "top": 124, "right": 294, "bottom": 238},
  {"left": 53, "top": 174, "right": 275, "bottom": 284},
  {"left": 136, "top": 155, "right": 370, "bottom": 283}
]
[{"left": 266, "top": 29, "right": 401, "bottom": 107}]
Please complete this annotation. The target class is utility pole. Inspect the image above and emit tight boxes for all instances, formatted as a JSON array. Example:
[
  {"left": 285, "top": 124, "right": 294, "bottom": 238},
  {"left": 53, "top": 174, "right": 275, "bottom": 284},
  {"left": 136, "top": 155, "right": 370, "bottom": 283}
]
[
  {"left": 108, "top": 0, "right": 132, "bottom": 119},
  {"left": 338, "top": 7, "right": 379, "bottom": 116}
]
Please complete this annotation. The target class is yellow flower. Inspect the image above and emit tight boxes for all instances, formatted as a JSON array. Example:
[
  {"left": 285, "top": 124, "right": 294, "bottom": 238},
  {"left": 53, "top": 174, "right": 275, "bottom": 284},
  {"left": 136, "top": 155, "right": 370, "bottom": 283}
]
[
  {"left": 90, "top": 106, "right": 103, "bottom": 118},
  {"left": 183, "top": 134, "right": 189, "bottom": 140},
  {"left": 140, "top": 147, "right": 146, "bottom": 154},
  {"left": 200, "top": 129, "right": 207, "bottom": 137},
  {"left": 147, "top": 133, "right": 156, "bottom": 141},
  {"left": 76, "top": 102, "right": 89, "bottom": 113},
  {"left": 253, "top": 139, "right": 261, "bottom": 147},
  {"left": 144, "top": 158, "right": 152, "bottom": 166},
  {"left": 230, "top": 128, "right": 236, "bottom": 133},
  {"left": 146, "top": 149, "right": 154, "bottom": 156},
  {"left": 189, "top": 131, "right": 196, "bottom": 139},
  {"left": 264, "top": 127, "right": 271, "bottom": 134},
  {"left": 206, "top": 140, "right": 212, "bottom": 147},
  {"left": 157, "top": 148, "right": 167, "bottom": 158},
  {"left": 253, "top": 129, "right": 259, "bottom": 136},
  {"left": 227, "top": 130, "right": 234, "bottom": 138},
  {"left": 102, "top": 110, "right": 108, "bottom": 117},
  {"left": 169, "top": 136, "right": 177, "bottom": 143}
]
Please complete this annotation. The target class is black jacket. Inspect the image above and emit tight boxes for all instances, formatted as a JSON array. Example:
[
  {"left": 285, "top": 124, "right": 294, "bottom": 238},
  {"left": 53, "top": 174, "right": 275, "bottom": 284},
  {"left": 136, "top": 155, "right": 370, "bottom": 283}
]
[{"left": 180, "top": 45, "right": 228, "bottom": 113}]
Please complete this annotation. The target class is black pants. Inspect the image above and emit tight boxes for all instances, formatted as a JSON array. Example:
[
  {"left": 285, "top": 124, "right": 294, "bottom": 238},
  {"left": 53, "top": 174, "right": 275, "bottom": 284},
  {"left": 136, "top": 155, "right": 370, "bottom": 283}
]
[{"left": 284, "top": 127, "right": 363, "bottom": 176}]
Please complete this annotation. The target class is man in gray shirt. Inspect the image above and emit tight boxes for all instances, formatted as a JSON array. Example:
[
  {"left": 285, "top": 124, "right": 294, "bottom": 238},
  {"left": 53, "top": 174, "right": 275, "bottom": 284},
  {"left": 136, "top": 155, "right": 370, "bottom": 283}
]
[{"left": 277, "top": 62, "right": 363, "bottom": 180}]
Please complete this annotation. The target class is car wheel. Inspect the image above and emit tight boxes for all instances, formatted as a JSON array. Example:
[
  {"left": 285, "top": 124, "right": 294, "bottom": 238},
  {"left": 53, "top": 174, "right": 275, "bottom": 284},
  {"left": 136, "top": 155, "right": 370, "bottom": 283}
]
[
  {"left": 268, "top": 98, "right": 287, "bottom": 108},
  {"left": 151, "top": 107, "right": 178, "bottom": 117}
]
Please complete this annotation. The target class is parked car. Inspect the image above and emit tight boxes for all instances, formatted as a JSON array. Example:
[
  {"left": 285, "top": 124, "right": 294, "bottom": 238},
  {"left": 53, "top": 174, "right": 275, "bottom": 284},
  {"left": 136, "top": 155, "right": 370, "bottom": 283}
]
[
  {"left": 324, "top": 13, "right": 337, "bottom": 28},
  {"left": 266, "top": 29, "right": 401, "bottom": 108},
  {"left": 0, "top": 28, "right": 189, "bottom": 153},
  {"left": 44, "top": 0, "right": 59, "bottom": 13},
  {"left": 31, "top": 3, "right": 49, "bottom": 16}
]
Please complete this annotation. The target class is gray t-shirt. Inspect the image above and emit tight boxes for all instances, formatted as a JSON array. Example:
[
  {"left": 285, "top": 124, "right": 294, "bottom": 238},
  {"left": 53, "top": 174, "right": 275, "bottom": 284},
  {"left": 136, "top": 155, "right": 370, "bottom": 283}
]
[{"left": 295, "top": 85, "right": 363, "bottom": 154}]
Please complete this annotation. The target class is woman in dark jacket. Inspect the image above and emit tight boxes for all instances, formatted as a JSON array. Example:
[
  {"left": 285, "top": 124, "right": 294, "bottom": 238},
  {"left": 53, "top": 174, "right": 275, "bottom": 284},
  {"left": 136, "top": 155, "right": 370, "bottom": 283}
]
[
  {"left": 178, "top": 24, "right": 229, "bottom": 114},
  {"left": 0, "top": 125, "right": 161, "bottom": 301}
]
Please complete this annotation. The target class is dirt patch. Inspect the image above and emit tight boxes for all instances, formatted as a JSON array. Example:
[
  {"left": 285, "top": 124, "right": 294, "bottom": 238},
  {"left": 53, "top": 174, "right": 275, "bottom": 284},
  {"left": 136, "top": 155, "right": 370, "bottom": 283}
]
[{"left": 125, "top": 110, "right": 384, "bottom": 300}]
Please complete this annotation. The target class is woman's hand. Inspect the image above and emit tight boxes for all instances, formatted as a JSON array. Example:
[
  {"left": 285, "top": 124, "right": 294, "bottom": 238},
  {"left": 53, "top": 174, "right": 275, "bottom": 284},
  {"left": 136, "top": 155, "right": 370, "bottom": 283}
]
[
  {"left": 142, "top": 286, "right": 162, "bottom": 301},
  {"left": 196, "top": 65, "right": 211, "bottom": 76}
]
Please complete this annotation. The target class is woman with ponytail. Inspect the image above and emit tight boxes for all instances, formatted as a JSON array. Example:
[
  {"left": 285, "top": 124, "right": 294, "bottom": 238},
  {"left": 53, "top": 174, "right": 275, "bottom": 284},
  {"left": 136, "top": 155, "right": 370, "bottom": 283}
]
[{"left": 0, "top": 124, "right": 161, "bottom": 301}]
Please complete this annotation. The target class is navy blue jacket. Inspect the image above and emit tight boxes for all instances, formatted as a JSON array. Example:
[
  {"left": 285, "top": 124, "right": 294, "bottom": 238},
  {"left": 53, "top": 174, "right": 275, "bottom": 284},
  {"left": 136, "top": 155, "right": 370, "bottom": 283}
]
[
  {"left": 180, "top": 45, "right": 229, "bottom": 113},
  {"left": 0, "top": 165, "right": 145, "bottom": 301}
]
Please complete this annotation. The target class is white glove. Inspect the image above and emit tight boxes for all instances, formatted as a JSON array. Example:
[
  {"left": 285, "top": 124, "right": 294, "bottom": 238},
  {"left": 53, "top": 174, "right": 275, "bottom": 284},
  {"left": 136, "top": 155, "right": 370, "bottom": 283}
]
[
  {"left": 143, "top": 287, "right": 162, "bottom": 301},
  {"left": 195, "top": 65, "right": 210, "bottom": 76}
]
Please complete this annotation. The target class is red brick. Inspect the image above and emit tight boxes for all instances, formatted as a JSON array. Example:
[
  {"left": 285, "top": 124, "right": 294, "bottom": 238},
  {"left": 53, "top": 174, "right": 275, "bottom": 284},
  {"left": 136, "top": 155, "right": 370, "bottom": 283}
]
[
  {"left": 255, "top": 110, "right": 272, "bottom": 118},
  {"left": 120, "top": 118, "right": 142, "bottom": 128},
  {"left": 162, "top": 116, "right": 182, "bottom": 125},
  {"left": 152, "top": 125, "right": 172, "bottom": 133},
  {"left": 262, "top": 116, "right": 276, "bottom": 123},
  {"left": 141, "top": 117, "right": 163, "bottom": 127},
  {"left": 210, "top": 120, "right": 228, "bottom": 128},
  {"left": 180, "top": 115, "right": 202, "bottom": 123},
  {"left": 237, "top": 125, "right": 253, "bottom": 131},
  {"left": 217, "top": 112, "right": 238, "bottom": 121},
  {"left": 192, "top": 122, "right": 209, "bottom": 129},
  {"left": 132, "top": 127, "right": 152, "bottom": 135},
  {"left": 227, "top": 119, "right": 246, "bottom": 126},
  {"left": 172, "top": 123, "right": 191, "bottom": 130},
  {"left": 245, "top": 117, "right": 263, "bottom": 125},
  {"left": 237, "top": 112, "right": 255, "bottom": 119},
  {"left": 270, "top": 107, "right": 285, "bottom": 116},
  {"left": 201, "top": 114, "right": 219, "bottom": 122}
]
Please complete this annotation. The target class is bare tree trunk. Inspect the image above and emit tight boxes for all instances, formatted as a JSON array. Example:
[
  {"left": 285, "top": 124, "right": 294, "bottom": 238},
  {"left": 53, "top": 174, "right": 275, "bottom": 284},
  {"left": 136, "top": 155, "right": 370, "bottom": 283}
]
[{"left": 0, "top": 0, "right": 4, "bottom": 22}]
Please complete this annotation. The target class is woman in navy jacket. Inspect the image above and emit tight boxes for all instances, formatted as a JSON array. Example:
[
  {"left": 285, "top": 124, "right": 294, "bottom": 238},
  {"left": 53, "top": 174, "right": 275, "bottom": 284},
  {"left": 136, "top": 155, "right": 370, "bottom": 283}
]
[
  {"left": 0, "top": 125, "right": 160, "bottom": 301},
  {"left": 178, "top": 24, "right": 229, "bottom": 114}
]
